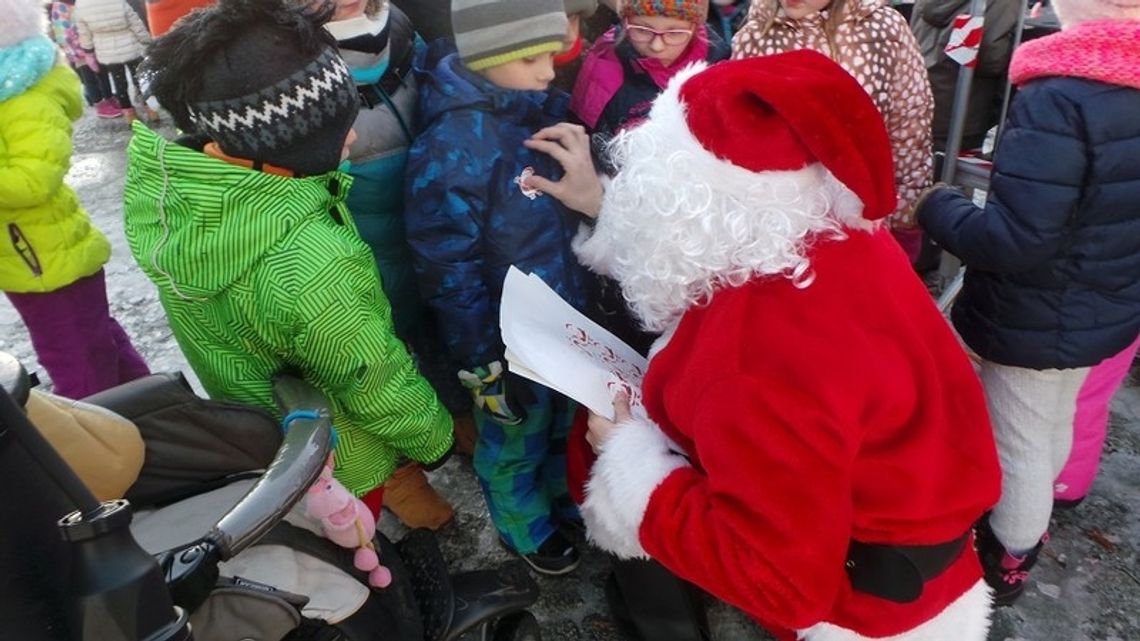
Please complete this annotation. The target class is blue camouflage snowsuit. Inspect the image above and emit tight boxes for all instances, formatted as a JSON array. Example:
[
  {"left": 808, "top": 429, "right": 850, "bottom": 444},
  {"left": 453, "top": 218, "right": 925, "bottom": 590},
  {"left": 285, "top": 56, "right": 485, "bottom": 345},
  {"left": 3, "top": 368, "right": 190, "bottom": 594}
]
[{"left": 404, "top": 42, "right": 588, "bottom": 553}]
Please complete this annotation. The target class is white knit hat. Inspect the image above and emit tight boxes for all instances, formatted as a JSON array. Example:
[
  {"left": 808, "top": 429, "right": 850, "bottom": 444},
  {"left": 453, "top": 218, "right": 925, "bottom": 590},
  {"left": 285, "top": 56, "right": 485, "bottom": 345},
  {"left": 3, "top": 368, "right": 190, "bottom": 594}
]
[
  {"left": 1052, "top": 0, "right": 1140, "bottom": 28},
  {"left": 0, "top": 0, "right": 47, "bottom": 49}
]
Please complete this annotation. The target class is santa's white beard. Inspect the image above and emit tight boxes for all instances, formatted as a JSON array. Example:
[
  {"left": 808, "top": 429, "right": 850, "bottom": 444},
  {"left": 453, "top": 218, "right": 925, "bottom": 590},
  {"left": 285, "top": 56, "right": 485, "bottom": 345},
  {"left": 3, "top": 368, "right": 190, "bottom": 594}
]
[{"left": 574, "top": 108, "right": 873, "bottom": 333}]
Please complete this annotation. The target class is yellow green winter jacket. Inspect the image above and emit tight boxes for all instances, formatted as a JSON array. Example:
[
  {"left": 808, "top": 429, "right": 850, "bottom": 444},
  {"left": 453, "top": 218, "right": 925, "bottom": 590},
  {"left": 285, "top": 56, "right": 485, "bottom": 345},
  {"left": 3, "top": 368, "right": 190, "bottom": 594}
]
[
  {"left": 123, "top": 123, "right": 453, "bottom": 495},
  {"left": 0, "top": 54, "right": 110, "bottom": 293}
]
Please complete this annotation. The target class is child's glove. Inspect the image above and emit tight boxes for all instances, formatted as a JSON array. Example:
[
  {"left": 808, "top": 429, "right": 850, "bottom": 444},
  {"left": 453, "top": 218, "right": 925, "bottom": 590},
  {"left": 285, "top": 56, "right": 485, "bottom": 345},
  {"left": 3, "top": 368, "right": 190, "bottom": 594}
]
[{"left": 458, "top": 361, "right": 527, "bottom": 426}]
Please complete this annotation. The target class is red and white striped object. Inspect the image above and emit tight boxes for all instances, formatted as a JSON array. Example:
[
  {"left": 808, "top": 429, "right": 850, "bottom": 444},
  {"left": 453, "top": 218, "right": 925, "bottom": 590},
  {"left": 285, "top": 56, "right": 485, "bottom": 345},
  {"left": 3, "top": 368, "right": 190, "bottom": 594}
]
[{"left": 945, "top": 15, "right": 986, "bottom": 68}]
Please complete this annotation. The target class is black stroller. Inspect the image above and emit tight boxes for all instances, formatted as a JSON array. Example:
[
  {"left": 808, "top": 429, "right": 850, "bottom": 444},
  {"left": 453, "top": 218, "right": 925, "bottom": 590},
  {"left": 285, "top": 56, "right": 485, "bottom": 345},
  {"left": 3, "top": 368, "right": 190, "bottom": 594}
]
[{"left": 0, "top": 352, "right": 541, "bottom": 641}]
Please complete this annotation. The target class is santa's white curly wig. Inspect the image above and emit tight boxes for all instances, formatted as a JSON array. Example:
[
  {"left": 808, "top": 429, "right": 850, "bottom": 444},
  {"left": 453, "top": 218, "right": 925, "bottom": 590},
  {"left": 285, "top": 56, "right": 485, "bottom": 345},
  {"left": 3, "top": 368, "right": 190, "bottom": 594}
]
[
  {"left": 1052, "top": 0, "right": 1140, "bottom": 28},
  {"left": 0, "top": 0, "right": 47, "bottom": 48},
  {"left": 574, "top": 63, "right": 873, "bottom": 333}
]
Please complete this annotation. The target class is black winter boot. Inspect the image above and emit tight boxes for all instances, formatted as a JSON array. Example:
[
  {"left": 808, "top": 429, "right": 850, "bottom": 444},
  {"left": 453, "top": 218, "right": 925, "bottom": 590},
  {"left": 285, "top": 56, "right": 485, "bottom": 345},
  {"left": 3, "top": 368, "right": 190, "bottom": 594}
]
[{"left": 975, "top": 518, "right": 1048, "bottom": 606}]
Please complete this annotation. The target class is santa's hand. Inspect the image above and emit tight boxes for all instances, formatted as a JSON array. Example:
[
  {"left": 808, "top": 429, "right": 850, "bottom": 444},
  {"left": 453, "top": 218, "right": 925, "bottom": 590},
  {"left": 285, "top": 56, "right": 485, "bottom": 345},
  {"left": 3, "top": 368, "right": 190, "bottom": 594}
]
[
  {"left": 523, "top": 123, "right": 603, "bottom": 218},
  {"left": 586, "top": 393, "right": 632, "bottom": 453},
  {"left": 581, "top": 402, "right": 688, "bottom": 560}
]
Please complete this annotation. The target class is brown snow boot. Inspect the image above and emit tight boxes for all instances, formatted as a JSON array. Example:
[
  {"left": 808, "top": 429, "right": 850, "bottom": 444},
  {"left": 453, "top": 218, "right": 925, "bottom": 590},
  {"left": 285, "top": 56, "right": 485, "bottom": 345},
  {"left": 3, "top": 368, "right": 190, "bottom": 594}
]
[
  {"left": 383, "top": 463, "right": 454, "bottom": 530},
  {"left": 452, "top": 412, "right": 478, "bottom": 457}
]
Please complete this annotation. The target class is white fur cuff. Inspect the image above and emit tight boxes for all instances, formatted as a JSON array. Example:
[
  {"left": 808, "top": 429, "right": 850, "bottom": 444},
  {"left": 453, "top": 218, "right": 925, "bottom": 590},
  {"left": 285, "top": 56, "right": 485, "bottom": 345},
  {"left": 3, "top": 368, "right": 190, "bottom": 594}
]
[{"left": 581, "top": 416, "right": 689, "bottom": 559}]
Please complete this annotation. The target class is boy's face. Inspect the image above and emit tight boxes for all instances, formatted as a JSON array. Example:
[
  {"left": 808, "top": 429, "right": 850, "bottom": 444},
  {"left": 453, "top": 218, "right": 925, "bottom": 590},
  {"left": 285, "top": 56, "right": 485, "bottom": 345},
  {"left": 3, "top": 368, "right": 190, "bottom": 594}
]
[
  {"left": 561, "top": 14, "right": 583, "bottom": 52},
  {"left": 480, "top": 53, "right": 558, "bottom": 91}
]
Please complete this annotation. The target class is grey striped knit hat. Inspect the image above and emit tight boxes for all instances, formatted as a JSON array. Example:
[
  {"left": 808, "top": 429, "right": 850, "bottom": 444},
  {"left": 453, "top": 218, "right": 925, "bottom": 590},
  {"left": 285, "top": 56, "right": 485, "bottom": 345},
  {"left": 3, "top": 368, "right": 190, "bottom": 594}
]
[{"left": 452, "top": 0, "right": 569, "bottom": 71}]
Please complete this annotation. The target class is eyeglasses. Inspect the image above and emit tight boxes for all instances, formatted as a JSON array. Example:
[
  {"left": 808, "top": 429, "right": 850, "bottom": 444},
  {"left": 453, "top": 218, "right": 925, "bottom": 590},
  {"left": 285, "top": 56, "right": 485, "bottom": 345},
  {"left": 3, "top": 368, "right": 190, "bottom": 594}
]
[{"left": 624, "top": 23, "right": 695, "bottom": 46}]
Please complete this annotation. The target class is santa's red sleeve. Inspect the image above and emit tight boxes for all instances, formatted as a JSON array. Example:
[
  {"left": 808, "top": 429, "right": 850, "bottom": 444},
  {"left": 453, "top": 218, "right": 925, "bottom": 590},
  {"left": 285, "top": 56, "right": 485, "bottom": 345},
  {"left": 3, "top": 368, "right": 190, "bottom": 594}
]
[{"left": 581, "top": 373, "right": 858, "bottom": 632}]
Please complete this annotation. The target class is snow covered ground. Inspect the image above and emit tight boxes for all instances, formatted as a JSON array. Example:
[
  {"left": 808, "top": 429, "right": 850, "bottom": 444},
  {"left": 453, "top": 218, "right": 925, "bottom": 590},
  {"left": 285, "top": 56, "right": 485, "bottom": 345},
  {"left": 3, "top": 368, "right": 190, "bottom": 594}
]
[{"left": 3, "top": 113, "right": 1135, "bottom": 641}]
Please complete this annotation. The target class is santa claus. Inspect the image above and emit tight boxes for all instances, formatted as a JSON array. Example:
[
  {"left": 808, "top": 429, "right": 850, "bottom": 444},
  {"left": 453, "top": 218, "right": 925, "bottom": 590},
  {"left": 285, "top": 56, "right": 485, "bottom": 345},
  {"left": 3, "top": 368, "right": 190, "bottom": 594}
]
[{"left": 559, "top": 51, "right": 1002, "bottom": 640}]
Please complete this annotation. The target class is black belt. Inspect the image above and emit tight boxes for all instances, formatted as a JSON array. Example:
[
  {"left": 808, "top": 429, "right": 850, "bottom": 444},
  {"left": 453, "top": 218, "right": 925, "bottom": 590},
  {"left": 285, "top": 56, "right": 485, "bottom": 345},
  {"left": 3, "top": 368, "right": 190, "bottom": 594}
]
[{"left": 844, "top": 531, "right": 971, "bottom": 604}]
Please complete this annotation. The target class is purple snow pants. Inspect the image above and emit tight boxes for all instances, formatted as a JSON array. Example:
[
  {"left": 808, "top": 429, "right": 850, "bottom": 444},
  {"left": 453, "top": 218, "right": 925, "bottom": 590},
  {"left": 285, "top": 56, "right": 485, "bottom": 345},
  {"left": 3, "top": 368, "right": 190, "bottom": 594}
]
[
  {"left": 6, "top": 269, "right": 150, "bottom": 399},
  {"left": 1054, "top": 333, "right": 1140, "bottom": 503}
]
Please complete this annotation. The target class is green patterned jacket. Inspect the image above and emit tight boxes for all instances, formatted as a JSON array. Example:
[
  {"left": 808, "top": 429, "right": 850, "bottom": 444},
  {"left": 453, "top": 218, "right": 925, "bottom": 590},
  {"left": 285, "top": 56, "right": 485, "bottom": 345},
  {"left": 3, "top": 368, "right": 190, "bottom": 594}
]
[{"left": 123, "top": 123, "right": 452, "bottom": 496}]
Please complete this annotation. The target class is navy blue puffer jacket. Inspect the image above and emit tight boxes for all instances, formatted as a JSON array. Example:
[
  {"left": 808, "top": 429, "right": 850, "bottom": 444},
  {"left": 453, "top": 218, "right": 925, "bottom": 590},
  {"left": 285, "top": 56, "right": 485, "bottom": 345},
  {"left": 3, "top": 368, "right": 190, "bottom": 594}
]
[
  {"left": 919, "top": 77, "right": 1140, "bottom": 369},
  {"left": 404, "top": 42, "right": 589, "bottom": 371}
]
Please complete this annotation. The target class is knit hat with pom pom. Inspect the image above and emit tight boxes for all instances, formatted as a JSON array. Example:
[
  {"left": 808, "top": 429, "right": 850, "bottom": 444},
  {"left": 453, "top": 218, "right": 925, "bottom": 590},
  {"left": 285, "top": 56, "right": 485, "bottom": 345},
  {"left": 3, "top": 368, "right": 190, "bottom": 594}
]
[{"left": 0, "top": 0, "right": 47, "bottom": 48}]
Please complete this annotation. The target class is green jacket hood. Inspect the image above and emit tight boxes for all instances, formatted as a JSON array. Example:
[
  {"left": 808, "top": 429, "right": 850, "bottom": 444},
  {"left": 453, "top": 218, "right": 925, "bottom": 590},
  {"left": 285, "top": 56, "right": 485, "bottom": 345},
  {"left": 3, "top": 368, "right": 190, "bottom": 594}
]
[{"left": 124, "top": 122, "right": 353, "bottom": 299}]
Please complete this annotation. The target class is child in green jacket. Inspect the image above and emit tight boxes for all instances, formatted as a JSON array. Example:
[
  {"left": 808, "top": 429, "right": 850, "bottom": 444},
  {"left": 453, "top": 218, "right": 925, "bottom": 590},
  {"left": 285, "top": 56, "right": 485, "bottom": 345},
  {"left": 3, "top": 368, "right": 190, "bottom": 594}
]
[{"left": 123, "top": 0, "right": 454, "bottom": 514}]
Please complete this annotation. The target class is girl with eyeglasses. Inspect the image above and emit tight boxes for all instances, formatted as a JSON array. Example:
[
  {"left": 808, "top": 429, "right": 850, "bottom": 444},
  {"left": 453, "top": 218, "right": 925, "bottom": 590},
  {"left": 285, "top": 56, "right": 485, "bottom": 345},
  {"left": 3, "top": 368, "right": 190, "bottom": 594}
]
[
  {"left": 570, "top": 0, "right": 728, "bottom": 151},
  {"left": 734, "top": 0, "right": 934, "bottom": 264}
]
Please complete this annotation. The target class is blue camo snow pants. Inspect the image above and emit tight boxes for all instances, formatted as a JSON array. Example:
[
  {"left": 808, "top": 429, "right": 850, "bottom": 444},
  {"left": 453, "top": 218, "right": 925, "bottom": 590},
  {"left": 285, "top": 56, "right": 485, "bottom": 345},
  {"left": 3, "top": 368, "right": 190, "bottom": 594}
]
[{"left": 472, "top": 379, "right": 579, "bottom": 554}]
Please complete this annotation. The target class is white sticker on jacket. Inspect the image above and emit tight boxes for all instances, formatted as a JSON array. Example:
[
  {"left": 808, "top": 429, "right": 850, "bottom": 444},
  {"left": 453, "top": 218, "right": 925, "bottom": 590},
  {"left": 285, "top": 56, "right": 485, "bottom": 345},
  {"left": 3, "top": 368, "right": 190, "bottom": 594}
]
[{"left": 515, "top": 167, "right": 544, "bottom": 200}]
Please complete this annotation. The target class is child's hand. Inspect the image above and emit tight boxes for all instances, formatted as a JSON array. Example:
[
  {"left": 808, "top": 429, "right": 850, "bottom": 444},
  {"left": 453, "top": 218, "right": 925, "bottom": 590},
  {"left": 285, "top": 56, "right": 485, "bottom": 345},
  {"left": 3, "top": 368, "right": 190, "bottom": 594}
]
[
  {"left": 523, "top": 123, "right": 604, "bottom": 218},
  {"left": 586, "top": 392, "right": 632, "bottom": 453}
]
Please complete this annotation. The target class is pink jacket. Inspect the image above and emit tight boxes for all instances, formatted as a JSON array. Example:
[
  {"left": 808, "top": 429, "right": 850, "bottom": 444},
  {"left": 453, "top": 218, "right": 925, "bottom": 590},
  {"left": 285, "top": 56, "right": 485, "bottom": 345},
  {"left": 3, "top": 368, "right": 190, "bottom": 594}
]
[{"left": 570, "top": 24, "right": 722, "bottom": 131}]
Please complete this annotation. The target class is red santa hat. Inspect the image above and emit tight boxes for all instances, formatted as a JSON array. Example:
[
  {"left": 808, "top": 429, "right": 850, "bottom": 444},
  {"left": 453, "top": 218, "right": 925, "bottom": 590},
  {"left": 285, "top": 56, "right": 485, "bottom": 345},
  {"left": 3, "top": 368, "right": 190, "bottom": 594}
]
[{"left": 657, "top": 50, "right": 898, "bottom": 222}]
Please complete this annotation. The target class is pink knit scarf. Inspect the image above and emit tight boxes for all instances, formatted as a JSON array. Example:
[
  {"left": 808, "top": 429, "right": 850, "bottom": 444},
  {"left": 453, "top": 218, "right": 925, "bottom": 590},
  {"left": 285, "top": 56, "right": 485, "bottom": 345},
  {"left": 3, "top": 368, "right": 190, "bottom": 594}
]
[{"left": 1010, "top": 20, "right": 1140, "bottom": 89}]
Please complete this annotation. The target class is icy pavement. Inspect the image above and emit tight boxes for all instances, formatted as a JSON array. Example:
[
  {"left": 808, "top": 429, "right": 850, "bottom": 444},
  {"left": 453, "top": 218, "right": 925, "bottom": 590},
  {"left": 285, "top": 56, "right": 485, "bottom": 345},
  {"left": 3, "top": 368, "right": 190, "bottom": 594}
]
[{"left": 2, "top": 112, "right": 1135, "bottom": 641}]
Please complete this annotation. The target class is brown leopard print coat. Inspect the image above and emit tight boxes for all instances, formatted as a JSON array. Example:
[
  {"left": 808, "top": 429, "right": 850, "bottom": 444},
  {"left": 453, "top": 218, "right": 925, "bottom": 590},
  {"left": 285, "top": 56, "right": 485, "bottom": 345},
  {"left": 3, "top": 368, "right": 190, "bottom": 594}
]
[{"left": 733, "top": 0, "right": 934, "bottom": 227}]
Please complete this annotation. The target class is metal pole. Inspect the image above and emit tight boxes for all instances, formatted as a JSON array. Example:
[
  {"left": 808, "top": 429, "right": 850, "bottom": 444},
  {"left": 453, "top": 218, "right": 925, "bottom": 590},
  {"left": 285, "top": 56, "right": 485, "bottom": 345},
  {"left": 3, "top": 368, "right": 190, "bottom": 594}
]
[
  {"left": 993, "top": 1, "right": 1028, "bottom": 154},
  {"left": 939, "top": 0, "right": 988, "bottom": 185},
  {"left": 937, "top": 0, "right": 987, "bottom": 289}
]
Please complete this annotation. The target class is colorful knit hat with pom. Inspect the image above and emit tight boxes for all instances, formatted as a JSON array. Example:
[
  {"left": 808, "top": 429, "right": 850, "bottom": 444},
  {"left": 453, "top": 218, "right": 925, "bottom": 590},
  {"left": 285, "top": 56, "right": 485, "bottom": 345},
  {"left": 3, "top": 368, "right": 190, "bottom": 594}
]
[{"left": 621, "top": 0, "right": 709, "bottom": 23}]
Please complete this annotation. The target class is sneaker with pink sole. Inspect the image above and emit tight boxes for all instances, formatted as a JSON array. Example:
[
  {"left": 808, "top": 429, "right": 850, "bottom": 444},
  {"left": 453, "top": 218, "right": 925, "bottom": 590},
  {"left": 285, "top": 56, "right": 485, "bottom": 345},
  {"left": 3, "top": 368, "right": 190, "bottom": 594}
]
[{"left": 95, "top": 98, "right": 122, "bottom": 118}]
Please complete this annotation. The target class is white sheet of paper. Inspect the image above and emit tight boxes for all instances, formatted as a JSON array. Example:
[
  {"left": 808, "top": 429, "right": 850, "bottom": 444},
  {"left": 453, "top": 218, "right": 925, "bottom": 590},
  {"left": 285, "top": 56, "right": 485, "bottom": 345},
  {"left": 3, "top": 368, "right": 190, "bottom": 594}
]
[{"left": 500, "top": 267, "right": 649, "bottom": 420}]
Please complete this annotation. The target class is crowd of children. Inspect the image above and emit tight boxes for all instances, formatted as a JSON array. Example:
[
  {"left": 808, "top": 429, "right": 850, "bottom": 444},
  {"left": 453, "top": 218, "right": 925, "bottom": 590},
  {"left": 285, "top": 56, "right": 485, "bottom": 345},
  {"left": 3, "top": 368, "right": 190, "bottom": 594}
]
[{"left": 3, "top": 0, "right": 1139, "bottom": 638}]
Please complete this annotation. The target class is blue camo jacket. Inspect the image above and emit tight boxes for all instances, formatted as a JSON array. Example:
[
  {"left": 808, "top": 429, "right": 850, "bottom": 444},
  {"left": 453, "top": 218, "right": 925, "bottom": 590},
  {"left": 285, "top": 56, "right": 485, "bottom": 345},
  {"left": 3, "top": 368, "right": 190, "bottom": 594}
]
[{"left": 404, "top": 43, "right": 589, "bottom": 371}]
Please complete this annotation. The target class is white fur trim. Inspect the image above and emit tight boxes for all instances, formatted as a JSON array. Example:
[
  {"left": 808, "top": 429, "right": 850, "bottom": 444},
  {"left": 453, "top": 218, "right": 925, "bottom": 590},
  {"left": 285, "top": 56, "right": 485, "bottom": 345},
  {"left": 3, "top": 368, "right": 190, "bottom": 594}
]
[
  {"left": 639, "top": 60, "right": 872, "bottom": 230},
  {"left": 572, "top": 60, "right": 876, "bottom": 333},
  {"left": 0, "top": 0, "right": 46, "bottom": 48},
  {"left": 797, "top": 580, "right": 993, "bottom": 641},
  {"left": 581, "top": 416, "right": 689, "bottom": 559},
  {"left": 571, "top": 220, "right": 607, "bottom": 275}
]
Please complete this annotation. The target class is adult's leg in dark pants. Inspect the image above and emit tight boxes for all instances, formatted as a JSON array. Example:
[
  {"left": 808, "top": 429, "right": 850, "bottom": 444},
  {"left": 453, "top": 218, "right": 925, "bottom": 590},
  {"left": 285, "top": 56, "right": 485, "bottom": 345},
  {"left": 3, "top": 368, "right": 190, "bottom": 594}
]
[
  {"left": 96, "top": 67, "right": 113, "bottom": 99},
  {"left": 75, "top": 65, "right": 105, "bottom": 105},
  {"left": 607, "top": 557, "right": 709, "bottom": 641},
  {"left": 105, "top": 63, "right": 132, "bottom": 108}
]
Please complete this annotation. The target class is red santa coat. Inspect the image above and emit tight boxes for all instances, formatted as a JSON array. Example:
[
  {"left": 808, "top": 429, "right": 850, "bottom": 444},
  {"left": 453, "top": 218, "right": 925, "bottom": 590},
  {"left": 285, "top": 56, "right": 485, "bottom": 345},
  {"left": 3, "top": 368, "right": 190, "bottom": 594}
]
[{"left": 577, "top": 228, "right": 1001, "bottom": 640}]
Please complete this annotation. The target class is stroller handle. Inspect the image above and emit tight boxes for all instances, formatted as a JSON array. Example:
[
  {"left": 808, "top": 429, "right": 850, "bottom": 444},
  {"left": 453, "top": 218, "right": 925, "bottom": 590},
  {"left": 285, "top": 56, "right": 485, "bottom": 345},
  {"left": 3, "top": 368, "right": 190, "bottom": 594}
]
[{"left": 206, "top": 375, "right": 334, "bottom": 560}]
